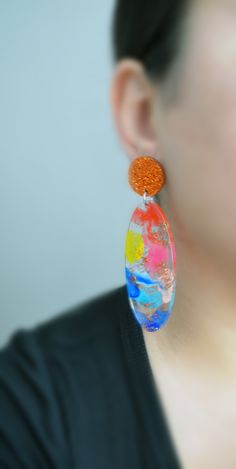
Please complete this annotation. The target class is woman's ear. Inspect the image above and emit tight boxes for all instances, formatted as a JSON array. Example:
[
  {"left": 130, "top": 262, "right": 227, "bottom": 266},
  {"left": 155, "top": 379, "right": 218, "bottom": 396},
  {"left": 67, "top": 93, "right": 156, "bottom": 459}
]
[{"left": 109, "top": 58, "right": 159, "bottom": 161}]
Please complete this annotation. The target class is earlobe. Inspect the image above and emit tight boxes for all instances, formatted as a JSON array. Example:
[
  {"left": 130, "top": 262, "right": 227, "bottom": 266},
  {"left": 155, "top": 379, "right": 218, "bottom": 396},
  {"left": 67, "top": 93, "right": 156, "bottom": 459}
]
[{"left": 109, "top": 59, "right": 159, "bottom": 160}]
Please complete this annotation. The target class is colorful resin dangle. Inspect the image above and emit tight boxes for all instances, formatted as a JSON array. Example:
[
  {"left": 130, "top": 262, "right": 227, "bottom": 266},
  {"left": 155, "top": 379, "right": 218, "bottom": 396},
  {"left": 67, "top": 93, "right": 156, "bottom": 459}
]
[{"left": 125, "top": 155, "right": 176, "bottom": 332}]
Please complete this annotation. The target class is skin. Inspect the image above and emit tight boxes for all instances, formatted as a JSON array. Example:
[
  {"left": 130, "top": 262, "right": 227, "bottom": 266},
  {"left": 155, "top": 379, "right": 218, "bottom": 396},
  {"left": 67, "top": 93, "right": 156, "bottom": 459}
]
[{"left": 110, "top": 1, "right": 236, "bottom": 468}]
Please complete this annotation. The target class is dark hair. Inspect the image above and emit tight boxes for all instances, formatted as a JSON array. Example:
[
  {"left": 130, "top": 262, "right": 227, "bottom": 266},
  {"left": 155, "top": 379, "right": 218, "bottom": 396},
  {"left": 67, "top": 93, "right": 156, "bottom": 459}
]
[{"left": 111, "top": 0, "right": 189, "bottom": 83}]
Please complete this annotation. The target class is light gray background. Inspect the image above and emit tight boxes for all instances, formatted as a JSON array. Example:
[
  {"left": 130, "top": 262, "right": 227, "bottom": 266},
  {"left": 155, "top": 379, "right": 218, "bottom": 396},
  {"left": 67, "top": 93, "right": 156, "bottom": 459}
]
[{"left": 0, "top": 0, "right": 136, "bottom": 347}]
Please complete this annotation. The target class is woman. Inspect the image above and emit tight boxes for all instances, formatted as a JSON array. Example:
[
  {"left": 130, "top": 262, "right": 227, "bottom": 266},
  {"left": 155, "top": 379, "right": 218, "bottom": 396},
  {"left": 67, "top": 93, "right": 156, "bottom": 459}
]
[{"left": 1, "top": 0, "right": 236, "bottom": 467}]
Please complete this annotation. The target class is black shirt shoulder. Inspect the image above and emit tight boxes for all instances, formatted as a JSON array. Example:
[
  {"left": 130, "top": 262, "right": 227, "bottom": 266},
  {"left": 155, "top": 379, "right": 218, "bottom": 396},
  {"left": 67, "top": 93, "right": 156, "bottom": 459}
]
[{"left": 0, "top": 285, "right": 130, "bottom": 468}]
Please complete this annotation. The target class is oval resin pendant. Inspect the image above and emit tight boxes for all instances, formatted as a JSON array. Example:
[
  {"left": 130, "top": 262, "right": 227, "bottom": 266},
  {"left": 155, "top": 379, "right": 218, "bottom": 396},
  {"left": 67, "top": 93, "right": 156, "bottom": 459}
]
[{"left": 125, "top": 198, "right": 176, "bottom": 332}]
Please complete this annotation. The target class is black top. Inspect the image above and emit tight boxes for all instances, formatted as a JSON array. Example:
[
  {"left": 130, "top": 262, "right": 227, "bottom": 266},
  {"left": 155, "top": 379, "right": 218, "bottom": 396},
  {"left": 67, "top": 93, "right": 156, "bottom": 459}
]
[{"left": 0, "top": 284, "right": 182, "bottom": 468}]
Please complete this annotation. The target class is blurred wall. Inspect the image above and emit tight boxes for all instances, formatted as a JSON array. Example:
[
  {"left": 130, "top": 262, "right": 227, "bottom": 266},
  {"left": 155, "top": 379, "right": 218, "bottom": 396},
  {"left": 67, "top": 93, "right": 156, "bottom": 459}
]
[{"left": 0, "top": 0, "right": 136, "bottom": 347}]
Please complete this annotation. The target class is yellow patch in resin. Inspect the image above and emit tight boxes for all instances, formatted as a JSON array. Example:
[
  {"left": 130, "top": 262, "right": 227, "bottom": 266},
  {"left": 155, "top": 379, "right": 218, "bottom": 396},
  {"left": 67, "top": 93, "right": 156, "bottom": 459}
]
[{"left": 125, "top": 230, "right": 144, "bottom": 264}]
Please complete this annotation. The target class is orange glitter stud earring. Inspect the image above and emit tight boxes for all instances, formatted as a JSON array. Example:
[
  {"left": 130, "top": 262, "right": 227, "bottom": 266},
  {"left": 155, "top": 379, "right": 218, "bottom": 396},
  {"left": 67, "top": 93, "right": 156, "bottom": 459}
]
[
  {"left": 124, "top": 155, "right": 176, "bottom": 332},
  {"left": 128, "top": 155, "right": 165, "bottom": 196}
]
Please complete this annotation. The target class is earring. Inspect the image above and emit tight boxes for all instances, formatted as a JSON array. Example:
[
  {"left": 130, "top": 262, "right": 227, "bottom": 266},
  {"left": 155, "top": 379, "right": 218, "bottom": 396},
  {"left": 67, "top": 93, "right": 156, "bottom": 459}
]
[{"left": 124, "top": 155, "right": 176, "bottom": 332}]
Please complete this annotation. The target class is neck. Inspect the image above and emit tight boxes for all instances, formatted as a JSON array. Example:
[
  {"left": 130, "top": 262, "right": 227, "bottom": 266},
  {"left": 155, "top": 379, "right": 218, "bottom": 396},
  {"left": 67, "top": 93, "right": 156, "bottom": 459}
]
[{"left": 143, "top": 204, "right": 236, "bottom": 383}]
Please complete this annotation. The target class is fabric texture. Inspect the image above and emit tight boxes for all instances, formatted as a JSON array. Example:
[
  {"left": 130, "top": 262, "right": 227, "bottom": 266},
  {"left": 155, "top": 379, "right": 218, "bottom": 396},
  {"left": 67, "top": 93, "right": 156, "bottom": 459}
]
[{"left": 0, "top": 284, "right": 182, "bottom": 468}]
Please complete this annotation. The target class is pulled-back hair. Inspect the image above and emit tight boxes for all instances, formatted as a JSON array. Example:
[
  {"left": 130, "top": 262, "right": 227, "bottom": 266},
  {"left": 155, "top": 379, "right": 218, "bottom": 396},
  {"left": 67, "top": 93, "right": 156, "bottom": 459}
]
[{"left": 111, "top": 0, "right": 188, "bottom": 82}]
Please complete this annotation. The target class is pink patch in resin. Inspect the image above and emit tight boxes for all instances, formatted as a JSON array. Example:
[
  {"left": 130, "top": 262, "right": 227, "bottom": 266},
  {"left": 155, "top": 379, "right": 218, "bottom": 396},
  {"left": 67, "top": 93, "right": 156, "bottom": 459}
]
[{"left": 143, "top": 241, "right": 169, "bottom": 277}]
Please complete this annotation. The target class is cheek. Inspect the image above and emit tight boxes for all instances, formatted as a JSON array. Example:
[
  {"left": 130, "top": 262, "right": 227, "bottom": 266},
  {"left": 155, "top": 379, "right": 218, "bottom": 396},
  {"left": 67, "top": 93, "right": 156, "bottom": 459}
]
[{"left": 158, "top": 85, "right": 236, "bottom": 264}]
